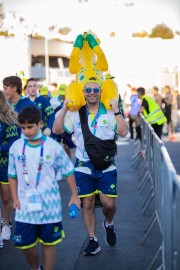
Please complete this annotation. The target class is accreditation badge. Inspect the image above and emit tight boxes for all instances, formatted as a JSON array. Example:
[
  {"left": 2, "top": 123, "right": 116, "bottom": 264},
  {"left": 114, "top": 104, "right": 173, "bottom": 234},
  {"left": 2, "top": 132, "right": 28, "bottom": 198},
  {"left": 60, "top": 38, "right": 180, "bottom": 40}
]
[{"left": 26, "top": 191, "right": 42, "bottom": 212}]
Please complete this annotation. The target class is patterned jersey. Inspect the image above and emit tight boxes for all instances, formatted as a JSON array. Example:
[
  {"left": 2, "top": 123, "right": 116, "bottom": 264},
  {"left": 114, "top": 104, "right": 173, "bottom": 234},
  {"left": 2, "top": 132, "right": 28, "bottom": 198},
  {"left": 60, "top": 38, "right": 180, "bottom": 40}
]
[
  {"left": 0, "top": 122, "right": 19, "bottom": 169},
  {"left": 30, "top": 94, "right": 55, "bottom": 131},
  {"left": 8, "top": 136, "right": 75, "bottom": 224}
]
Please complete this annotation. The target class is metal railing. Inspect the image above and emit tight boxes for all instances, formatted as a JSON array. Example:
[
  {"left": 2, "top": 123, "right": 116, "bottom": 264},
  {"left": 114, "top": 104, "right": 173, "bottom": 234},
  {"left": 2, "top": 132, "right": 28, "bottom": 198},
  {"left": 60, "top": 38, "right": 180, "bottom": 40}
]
[{"left": 131, "top": 114, "right": 180, "bottom": 270}]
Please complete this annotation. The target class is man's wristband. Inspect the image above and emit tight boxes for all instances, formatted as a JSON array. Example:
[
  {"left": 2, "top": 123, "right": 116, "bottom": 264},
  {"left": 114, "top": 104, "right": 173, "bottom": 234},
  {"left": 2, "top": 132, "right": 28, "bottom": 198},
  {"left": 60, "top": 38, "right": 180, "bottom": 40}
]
[{"left": 114, "top": 111, "right": 122, "bottom": 116}]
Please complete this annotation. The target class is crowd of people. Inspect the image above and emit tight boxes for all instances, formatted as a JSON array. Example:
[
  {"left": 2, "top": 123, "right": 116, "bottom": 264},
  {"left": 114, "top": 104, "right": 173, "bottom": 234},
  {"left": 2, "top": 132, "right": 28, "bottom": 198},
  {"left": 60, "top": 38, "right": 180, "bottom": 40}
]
[
  {"left": 0, "top": 72, "right": 179, "bottom": 269},
  {"left": 124, "top": 84, "right": 180, "bottom": 142}
]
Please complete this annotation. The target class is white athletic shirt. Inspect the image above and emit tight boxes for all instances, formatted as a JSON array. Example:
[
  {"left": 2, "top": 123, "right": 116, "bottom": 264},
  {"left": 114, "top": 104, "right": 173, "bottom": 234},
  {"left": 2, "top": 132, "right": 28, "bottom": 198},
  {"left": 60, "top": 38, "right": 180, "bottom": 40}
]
[
  {"left": 64, "top": 103, "right": 117, "bottom": 171},
  {"left": 8, "top": 136, "right": 75, "bottom": 224}
]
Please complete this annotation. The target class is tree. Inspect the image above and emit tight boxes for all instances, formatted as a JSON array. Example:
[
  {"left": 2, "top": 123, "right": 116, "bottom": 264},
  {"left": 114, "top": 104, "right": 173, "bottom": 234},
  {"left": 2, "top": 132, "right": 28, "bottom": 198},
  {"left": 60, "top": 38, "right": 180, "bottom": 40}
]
[{"left": 149, "top": 23, "right": 174, "bottom": 39}]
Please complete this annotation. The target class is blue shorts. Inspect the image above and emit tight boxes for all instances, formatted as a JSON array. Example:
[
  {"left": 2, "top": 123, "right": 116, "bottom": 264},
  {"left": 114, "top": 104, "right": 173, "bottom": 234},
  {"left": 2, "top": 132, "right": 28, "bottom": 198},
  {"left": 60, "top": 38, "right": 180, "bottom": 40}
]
[
  {"left": 0, "top": 167, "right": 8, "bottom": 184},
  {"left": 13, "top": 221, "right": 65, "bottom": 249},
  {"left": 74, "top": 159, "right": 117, "bottom": 198}
]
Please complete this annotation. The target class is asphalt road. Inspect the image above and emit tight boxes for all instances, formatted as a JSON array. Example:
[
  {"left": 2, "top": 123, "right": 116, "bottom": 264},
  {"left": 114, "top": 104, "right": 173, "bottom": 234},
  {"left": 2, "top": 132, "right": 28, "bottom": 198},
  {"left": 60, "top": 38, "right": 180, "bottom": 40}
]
[{"left": 1, "top": 139, "right": 165, "bottom": 270}]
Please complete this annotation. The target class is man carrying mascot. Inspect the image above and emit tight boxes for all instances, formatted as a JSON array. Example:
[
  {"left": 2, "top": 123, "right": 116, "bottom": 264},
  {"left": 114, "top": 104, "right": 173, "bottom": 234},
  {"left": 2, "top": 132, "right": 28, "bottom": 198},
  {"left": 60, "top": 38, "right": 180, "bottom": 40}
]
[{"left": 53, "top": 33, "right": 128, "bottom": 256}]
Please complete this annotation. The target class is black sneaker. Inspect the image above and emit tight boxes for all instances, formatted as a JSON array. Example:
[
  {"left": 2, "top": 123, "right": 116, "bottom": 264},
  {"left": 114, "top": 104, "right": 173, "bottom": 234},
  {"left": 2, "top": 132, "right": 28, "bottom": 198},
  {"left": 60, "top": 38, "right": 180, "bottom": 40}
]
[
  {"left": 84, "top": 238, "right": 101, "bottom": 256},
  {"left": 103, "top": 220, "right": 116, "bottom": 246}
]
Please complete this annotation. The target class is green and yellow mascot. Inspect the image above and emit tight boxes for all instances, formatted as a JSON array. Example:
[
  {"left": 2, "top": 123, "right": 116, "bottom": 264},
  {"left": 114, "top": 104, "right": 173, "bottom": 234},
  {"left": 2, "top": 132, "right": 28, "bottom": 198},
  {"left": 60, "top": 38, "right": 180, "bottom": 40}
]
[{"left": 66, "top": 32, "right": 118, "bottom": 111}]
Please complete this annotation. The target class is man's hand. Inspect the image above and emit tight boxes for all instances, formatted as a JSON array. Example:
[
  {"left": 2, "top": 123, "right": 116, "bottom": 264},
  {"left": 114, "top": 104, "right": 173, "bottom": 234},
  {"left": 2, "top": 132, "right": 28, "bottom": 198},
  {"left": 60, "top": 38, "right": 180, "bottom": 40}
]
[{"left": 110, "top": 98, "right": 119, "bottom": 113}]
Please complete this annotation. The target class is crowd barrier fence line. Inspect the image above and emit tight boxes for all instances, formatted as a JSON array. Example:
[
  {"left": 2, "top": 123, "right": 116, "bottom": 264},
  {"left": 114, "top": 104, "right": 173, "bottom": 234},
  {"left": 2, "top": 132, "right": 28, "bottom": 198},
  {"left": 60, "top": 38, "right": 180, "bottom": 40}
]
[{"left": 131, "top": 114, "right": 180, "bottom": 270}]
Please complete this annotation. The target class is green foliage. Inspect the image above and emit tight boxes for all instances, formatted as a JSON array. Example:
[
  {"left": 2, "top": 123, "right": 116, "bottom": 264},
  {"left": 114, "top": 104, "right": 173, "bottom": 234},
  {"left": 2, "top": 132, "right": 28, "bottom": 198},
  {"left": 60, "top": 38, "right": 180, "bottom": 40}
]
[
  {"left": 149, "top": 23, "right": 174, "bottom": 39},
  {"left": 132, "top": 31, "right": 148, "bottom": 38}
]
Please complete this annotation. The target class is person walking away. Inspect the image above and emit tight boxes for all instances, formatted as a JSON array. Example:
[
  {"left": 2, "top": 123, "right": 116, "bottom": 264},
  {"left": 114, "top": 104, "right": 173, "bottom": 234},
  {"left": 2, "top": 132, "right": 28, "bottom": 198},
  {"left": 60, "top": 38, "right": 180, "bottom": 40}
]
[
  {"left": 152, "top": 86, "right": 162, "bottom": 108},
  {"left": 0, "top": 91, "right": 19, "bottom": 241},
  {"left": 50, "top": 84, "right": 76, "bottom": 159},
  {"left": 162, "top": 85, "right": 175, "bottom": 141},
  {"left": 26, "top": 78, "right": 55, "bottom": 137},
  {"left": 53, "top": 77, "right": 128, "bottom": 256},
  {"left": 129, "top": 87, "right": 141, "bottom": 141},
  {"left": 173, "top": 89, "right": 180, "bottom": 131},
  {"left": 137, "top": 87, "right": 167, "bottom": 139},
  {"left": 8, "top": 106, "right": 80, "bottom": 270}
]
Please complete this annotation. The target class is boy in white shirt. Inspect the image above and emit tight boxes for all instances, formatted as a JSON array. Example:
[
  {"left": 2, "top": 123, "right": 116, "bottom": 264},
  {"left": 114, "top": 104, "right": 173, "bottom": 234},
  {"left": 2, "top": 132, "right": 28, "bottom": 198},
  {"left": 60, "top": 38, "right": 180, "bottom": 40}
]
[{"left": 8, "top": 106, "right": 80, "bottom": 270}]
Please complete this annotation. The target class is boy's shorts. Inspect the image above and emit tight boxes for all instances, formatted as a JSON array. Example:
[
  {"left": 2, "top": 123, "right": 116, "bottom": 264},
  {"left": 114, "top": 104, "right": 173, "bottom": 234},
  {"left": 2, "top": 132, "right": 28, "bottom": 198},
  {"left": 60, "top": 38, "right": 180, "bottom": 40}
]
[
  {"left": 14, "top": 221, "right": 65, "bottom": 249},
  {"left": 0, "top": 167, "right": 9, "bottom": 184},
  {"left": 74, "top": 165, "right": 118, "bottom": 198}
]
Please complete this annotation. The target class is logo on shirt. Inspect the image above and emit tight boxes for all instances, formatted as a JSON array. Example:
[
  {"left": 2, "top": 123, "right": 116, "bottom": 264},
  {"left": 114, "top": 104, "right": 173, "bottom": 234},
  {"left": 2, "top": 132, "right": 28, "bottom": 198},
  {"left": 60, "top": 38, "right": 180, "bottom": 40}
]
[
  {"left": 46, "top": 155, "right": 51, "bottom": 160},
  {"left": 103, "top": 120, "right": 108, "bottom": 124}
]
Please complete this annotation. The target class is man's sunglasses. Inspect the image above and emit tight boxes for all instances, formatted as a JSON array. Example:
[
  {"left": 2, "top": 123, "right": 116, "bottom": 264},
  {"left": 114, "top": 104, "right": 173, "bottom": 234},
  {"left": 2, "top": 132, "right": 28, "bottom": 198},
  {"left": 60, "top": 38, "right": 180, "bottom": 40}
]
[{"left": 85, "top": 88, "right": 100, "bottom": 94}]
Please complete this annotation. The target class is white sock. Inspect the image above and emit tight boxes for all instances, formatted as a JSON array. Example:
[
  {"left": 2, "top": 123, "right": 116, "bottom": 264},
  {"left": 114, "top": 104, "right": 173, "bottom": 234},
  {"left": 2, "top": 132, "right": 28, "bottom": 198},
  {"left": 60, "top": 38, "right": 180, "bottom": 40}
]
[
  {"left": 105, "top": 221, "right": 114, "bottom": 227},
  {"left": 89, "top": 236, "right": 97, "bottom": 242}
]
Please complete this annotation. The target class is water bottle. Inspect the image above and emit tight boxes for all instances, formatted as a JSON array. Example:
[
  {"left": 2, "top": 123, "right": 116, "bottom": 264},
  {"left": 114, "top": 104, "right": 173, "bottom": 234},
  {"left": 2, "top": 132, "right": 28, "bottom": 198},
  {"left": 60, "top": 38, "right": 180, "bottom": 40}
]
[{"left": 69, "top": 204, "right": 79, "bottom": 219}]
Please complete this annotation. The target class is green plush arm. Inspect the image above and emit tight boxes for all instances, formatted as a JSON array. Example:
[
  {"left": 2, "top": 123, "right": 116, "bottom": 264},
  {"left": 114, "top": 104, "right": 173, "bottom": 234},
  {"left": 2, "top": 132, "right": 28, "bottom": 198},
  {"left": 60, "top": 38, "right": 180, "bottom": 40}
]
[
  {"left": 74, "top": 34, "right": 84, "bottom": 49},
  {"left": 86, "top": 34, "right": 98, "bottom": 49}
]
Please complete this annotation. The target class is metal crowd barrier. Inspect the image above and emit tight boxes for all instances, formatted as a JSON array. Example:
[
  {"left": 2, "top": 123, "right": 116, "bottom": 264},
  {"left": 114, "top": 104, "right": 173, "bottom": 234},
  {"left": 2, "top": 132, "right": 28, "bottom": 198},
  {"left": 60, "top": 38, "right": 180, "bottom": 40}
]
[{"left": 131, "top": 114, "right": 180, "bottom": 270}]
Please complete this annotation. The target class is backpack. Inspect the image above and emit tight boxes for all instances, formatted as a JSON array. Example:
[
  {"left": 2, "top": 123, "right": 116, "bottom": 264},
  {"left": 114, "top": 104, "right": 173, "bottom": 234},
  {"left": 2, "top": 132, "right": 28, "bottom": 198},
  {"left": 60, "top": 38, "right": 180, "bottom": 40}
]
[{"left": 79, "top": 106, "right": 117, "bottom": 170}]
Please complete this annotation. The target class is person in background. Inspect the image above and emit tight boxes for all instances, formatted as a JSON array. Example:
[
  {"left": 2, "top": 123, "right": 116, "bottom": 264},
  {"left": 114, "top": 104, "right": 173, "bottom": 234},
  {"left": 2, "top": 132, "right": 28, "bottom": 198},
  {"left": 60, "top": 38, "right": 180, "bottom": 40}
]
[
  {"left": 39, "top": 85, "right": 51, "bottom": 100},
  {"left": 3, "top": 76, "right": 35, "bottom": 114},
  {"left": 26, "top": 78, "right": 55, "bottom": 137},
  {"left": 53, "top": 77, "right": 128, "bottom": 256},
  {"left": 50, "top": 84, "right": 76, "bottom": 159},
  {"left": 105, "top": 74, "right": 125, "bottom": 118},
  {"left": 128, "top": 87, "right": 141, "bottom": 141},
  {"left": 0, "top": 91, "right": 19, "bottom": 242},
  {"left": 8, "top": 106, "right": 80, "bottom": 270},
  {"left": 137, "top": 87, "right": 167, "bottom": 139},
  {"left": 173, "top": 89, "right": 180, "bottom": 132},
  {"left": 152, "top": 86, "right": 162, "bottom": 108},
  {"left": 51, "top": 83, "right": 58, "bottom": 97},
  {"left": 162, "top": 85, "right": 175, "bottom": 141},
  {"left": 0, "top": 208, "right": 3, "bottom": 248}
]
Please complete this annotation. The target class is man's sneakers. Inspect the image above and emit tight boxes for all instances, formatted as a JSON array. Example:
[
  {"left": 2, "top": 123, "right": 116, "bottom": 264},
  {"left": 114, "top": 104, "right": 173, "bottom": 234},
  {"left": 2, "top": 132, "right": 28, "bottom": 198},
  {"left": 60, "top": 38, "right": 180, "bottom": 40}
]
[
  {"left": 1, "top": 225, "right": 11, "bottom": 240},
  {"left": 103, "top": 220, "right": 116, "bottom": 246},
  {"left": 84, "top": 237, "right": 101, "bottom": 256},
  {"left": 0, "top": 235, "right": 3, "bottom": 248}
]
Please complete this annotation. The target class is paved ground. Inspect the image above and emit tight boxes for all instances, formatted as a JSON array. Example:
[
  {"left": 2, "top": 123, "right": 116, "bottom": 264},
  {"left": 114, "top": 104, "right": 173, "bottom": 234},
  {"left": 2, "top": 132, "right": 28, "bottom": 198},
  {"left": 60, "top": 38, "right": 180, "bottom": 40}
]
[
  {"left": 162, "top": 131, "right": 180, "bottom": 174},
  {"left": 1, "top": 139, "right": 164, "bottom": 270}
]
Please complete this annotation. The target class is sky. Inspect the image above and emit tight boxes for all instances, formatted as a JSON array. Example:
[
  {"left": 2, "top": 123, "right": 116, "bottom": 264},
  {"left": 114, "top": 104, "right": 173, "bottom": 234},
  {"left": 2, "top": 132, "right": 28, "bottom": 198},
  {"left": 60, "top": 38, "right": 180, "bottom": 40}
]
[
  {"left": 1, "top": 0, "right": 180, "bottom": 89},
  {"left": 2, "top": 0, "right": 180, "bottom": 41}
]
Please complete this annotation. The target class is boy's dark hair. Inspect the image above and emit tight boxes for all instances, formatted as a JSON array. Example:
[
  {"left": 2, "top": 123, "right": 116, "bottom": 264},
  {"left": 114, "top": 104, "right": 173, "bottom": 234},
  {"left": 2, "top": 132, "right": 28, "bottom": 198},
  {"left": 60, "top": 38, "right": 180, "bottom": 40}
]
[
  {"left": 18, "top": 106, "right": 42, "bottom": 124},
  {"left": 137, "top": 87, "right": 145, "bottom": 96},
  {"left": 27, "top": 78, "right": 37, "bottom": 84},
  {"left": 3, "top": 76, "right": 22, "bottom": 95}
]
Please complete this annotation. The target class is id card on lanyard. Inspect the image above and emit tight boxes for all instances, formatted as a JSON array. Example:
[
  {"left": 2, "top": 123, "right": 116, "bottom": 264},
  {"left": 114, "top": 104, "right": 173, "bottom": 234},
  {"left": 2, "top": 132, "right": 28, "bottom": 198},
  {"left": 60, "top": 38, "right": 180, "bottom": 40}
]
[
  {"left": 86, "top": 105, "right": 100, "bottom": 136},
  {"left": 22, "top": 139, "right": 44, "bottom": 212}
]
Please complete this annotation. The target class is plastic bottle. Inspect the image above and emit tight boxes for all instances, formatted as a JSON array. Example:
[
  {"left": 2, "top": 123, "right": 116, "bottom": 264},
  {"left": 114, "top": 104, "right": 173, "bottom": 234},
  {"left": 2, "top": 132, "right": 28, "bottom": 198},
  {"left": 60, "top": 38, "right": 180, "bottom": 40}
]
[{"left": 69, "top": 204, "right": 79, "bottom": 219}]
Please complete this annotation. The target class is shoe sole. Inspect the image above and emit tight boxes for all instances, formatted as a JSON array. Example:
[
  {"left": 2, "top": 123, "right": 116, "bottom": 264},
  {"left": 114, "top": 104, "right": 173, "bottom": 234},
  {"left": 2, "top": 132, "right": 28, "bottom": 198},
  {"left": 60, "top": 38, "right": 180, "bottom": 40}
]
[
  {"left": 84, "top": 246, "right": 101, "bottom": 256},
  {"left": 102, "top": 221, "right": 116, "bottom": 247},
  {"left": 2, "top": 236, "right": 11, "bottom": 241}
]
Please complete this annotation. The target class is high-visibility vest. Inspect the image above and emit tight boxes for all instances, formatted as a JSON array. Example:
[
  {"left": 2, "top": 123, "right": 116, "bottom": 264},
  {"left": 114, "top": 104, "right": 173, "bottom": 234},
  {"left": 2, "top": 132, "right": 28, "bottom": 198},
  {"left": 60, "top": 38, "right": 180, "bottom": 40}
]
[{"left": 142, "top": 95, "right": 167, "bottom": 125}]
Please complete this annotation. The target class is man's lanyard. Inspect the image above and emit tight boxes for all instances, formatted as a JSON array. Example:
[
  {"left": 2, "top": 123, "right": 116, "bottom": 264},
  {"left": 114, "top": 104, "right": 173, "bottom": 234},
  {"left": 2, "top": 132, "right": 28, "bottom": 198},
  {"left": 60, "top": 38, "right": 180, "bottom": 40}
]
[
  {"left": 86, "top": 105, "right": 100, "bottom": 135},
  {"left": 22, "top": 139, "right": 44, "bottom": 187}
]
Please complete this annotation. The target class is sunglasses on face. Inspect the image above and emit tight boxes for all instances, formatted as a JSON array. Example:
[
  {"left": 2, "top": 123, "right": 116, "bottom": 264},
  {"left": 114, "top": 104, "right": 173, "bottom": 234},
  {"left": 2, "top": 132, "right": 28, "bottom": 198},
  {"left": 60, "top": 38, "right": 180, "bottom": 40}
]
[{"left": 85, "top": 88, "right": 100, "bottom": 94}]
